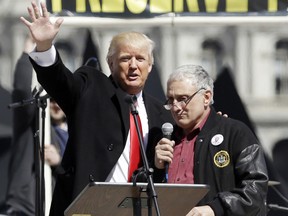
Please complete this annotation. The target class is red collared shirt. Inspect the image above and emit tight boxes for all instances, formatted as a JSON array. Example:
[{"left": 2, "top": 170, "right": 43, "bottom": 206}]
[{"left": 168, "top": 111, "right": 210, "bottom": 183}]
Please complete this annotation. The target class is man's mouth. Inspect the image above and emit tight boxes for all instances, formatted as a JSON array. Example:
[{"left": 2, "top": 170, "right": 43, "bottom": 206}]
[{"left": 128, "top": 73, "right": 139, "bottom": 80}]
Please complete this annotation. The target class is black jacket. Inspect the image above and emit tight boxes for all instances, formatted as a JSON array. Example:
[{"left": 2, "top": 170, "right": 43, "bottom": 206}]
[
  {"left": 168, "top": 108, "right": 268, "bottom": 216},
  {"left": 30, "top": 53, "right": 174, "bottom": 216}
]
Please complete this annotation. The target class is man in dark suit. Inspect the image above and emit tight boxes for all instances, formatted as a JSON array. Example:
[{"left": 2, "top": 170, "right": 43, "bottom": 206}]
[{"left": 20, "top": 2, "right": 173, "bottom": 215}]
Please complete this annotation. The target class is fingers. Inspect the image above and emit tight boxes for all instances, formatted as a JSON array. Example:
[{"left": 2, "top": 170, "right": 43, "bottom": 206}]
[
  {"left": 186, "top": 206, "right": 215, "bottom": 216},
  {"left": 155, "top": 138, "right": 175, "bottom": 169},
  {"left": 21, "top": 1, "right": 63, "bottom": 29},
  {"left": 35, "top": 1, "right": 63, "bottom": 28},
  {"left": 217, "top": 111, "right": 228, "bottom": 118},
  {"left": 27, "top": 5, "right": 35, "bottom": 21},
  {"left": 40, "top": 1, "right": 49, "bottom": 18},
  {"left": 22, "top": 2, "right": 40, "bottom": 23},
  {"left": 45, "top": 144, "right": 61, "bottom": 166},
  {"left": 19, "top": 16, "right": 32, "bottom": 27},
  {"left": 19, "top": 2, "right": 39, "bottom": 26},
  {"left": 32, "top": 2, "right": 41, "bottom": 19},
  {"left": 29, "top": 1, "right": 49, "bottom": 20},
  {"left": 55, "top": 17, "right": 64, "bottom": 28}
]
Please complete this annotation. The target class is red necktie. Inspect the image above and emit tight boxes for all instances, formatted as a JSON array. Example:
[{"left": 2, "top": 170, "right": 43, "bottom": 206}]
[{"left": 128, "top": 113, "right": 142, "bottom": 182}]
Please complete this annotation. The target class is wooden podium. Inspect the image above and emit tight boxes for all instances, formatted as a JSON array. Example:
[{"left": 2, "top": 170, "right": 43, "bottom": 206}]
[{"left": 65, "top": 182, "right": 209, "bottom": 216}]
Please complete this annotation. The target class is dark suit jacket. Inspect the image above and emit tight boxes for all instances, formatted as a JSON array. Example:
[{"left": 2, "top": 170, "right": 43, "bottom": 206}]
[{"left": 30, "top": 52, "right": 174, "bottom": 216}]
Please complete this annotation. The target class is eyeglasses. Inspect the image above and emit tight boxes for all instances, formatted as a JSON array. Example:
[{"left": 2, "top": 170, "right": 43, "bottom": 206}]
[{"left": 163, "top": 88, "right": 206, "bottom": 110}]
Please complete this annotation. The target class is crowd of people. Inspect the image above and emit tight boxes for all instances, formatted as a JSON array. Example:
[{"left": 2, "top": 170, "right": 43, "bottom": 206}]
[{"left": 0, "top": 1, "right": 270, "bottom": 216}]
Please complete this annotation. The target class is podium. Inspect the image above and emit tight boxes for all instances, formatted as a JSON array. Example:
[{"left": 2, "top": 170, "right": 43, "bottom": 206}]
[{"left": 65, "top": 182, "right": 209, "bottom": 216}]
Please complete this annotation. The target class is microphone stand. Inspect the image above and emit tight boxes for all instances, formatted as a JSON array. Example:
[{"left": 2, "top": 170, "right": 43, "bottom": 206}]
[
  {"left": 8, "top": 91, "right": 50, "bottom": 216},
  {"left": 267, "top": 204, "right": 288, "bottom": 213},
  {"left": 267, "top": 185, "right": 288, "bottom": 214},
  {"left": 125, "top": 95, "right": 161, "bottom": 216}
]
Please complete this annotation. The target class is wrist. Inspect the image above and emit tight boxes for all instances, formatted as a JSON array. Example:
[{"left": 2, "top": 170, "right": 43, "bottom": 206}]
[{"left": 36, "top": 42, "right": 53, "bottom": 52}]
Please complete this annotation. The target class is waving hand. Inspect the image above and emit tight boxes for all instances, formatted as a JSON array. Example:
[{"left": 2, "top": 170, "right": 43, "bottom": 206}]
[{"left": 20, "top": 1, "right": 64, "bottom": 52}]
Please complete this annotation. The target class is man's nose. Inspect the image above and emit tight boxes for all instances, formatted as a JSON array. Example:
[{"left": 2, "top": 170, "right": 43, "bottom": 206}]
[
  {"left": 129, "top": 57, "right": 137, "bottom": 68},
  {"left": 171, "top": 100, "right": 182, "bottom": 110}
]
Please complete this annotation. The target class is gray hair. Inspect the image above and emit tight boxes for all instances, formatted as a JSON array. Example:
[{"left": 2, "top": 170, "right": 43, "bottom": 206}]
[{"left": 167, "top": 64, "right": 214, "bottom": 104}]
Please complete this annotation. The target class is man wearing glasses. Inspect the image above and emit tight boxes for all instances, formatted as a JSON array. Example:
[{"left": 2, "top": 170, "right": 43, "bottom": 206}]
[{"left": 154, "top": 64, "right": 268, "bottom": 216}]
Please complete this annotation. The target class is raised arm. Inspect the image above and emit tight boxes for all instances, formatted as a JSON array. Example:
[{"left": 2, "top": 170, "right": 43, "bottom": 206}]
[{"left": 20, "top": 1, "right": 64, "bottom": 52}]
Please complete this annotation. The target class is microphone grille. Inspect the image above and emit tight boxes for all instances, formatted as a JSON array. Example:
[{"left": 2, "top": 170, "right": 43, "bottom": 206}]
[{"left": 162, "top": 122, "right": 173, "bottom": 135}]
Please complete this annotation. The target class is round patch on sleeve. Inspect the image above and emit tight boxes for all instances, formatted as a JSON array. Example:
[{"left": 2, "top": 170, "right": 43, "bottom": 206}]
[{"left": 214, "top": 150, "right": 230, "bottom": 168}]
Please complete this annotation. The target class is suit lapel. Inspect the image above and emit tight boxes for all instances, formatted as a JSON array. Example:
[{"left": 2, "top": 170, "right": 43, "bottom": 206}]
[
  {"left": 108, "top": 75, "right": 130, "bottom": 136},
  {"left": 113, "top": 88, "right": 130, "bottom": 137}
]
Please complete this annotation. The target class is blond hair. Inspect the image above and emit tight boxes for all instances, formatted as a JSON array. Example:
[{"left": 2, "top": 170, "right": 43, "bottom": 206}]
[{"left": 106, "top": 31, "right": 155, "bottom": 65}]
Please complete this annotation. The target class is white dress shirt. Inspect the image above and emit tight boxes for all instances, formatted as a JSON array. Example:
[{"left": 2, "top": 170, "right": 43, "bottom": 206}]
[{"left": 106, "top": 92, "right": 149, "bottom": 182}]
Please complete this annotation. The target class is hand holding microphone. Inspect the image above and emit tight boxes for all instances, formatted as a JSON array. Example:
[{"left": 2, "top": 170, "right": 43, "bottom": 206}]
[
  {"left": 154, "top": 122, "right": 174, "bottom": 182},
  {"left": 162, "top": 123, "right": 174, "bottom": 182}
]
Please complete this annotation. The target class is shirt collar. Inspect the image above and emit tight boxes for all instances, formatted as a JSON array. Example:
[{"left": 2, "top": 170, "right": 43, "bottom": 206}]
[
  {"left": 134, "top": 91, "right": 143, "bottom": 107},
  {"left": 174, "top": 109, "right": 211, "bottom": 142}
]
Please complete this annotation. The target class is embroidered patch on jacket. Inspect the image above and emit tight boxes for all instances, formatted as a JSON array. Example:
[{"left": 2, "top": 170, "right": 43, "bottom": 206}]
[
  {"left": 211, "top": 134, "right": 224, "bottom": 146},
  {"left": 214, "top": 150, "right": 230, "bottom": 168}
]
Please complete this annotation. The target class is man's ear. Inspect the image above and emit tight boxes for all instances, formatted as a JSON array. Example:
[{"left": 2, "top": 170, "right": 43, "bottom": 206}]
[
  {"left": 108, "top": 60, "right": 113, "bottom": 71},
  {"left": 148, "top": 63, "right": 152, "bottom": 73},
  {"left": 204, "top": 90, "right": 212, "bottom": 106}
]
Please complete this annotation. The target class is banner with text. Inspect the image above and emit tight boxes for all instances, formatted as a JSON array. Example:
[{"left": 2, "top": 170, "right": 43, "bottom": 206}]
[{"left": 46, "top": 0, "right": 288, "bottom": 18}]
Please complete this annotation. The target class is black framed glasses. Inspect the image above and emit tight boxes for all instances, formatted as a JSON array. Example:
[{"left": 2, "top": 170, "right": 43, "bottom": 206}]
[{"left": 163, "top": 88, "right": 206, "bottom": 110}]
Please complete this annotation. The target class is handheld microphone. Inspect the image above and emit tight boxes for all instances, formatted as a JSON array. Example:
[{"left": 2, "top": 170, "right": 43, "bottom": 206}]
[{"left": 161, "top": 122, "right": 174, "bottom": 182}]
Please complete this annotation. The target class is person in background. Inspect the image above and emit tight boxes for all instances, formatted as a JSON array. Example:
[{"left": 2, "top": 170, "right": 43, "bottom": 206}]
[
  {"left": 154, "top": 64, "right": 269, "bottom": 216},
  {"left": 20, "top": 2, "right": 173, "bottom": 215},
  {"left": 45, "top": 98, "right": 68, "bottom": 166},
  {"left": 0, "top": 35, "right": 68, "bottom": 216}
]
